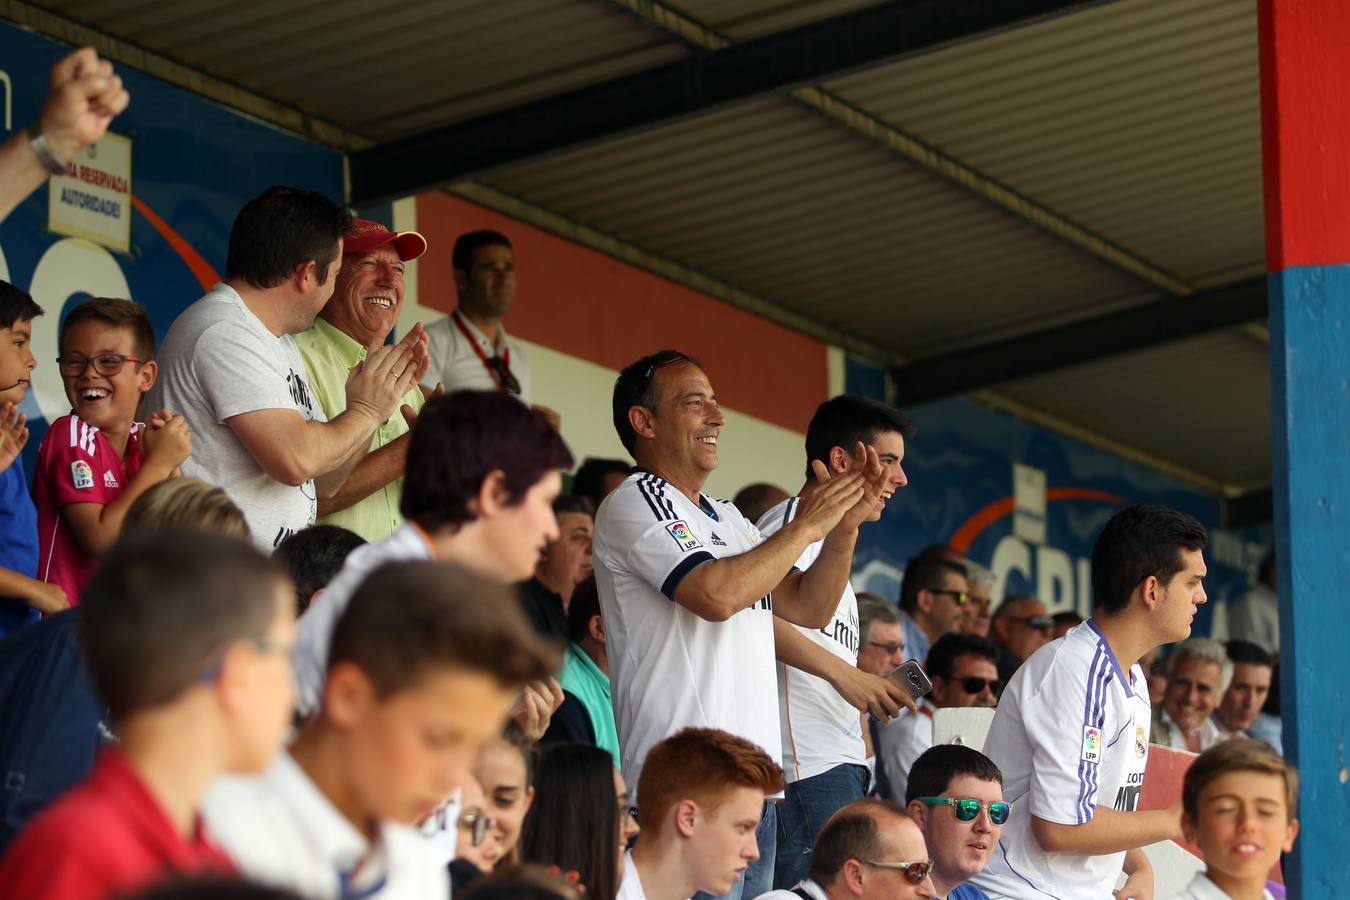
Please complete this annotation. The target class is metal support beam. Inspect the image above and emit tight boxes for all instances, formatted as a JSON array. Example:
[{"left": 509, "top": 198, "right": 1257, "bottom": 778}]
[
  {"left": 890, "top": 278, "right": 1267, "bottom": 406},
  {"left": 349, "top": 0, "right": 1105, "bottom": 205}
]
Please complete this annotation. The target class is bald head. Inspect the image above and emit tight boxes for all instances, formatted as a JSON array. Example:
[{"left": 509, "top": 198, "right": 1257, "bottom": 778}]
[{"left": 809, "top": 801, "right": 935, "bottom": 899}]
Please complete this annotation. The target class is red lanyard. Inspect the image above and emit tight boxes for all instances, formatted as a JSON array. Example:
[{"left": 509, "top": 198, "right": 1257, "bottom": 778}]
[{"left": 451, "top": 310, "right": 511, "bottom": 390}]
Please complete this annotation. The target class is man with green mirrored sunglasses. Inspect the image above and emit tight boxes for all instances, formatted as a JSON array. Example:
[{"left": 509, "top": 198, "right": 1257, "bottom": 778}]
[{"left": 905, "top": 745, "right": 1005, "bottom": 900}]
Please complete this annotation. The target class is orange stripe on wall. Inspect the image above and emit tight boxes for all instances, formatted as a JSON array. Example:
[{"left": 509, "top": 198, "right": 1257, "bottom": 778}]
[{"left": 415, "top": 192, "right": 829, "bottom": 433}]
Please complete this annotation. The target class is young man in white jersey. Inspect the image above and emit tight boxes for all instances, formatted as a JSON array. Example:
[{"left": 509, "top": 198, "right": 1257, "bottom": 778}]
[
  {"left": 970, "top": 505, "right": 1208, "bottom": 899},
  {"left": 594, "top": 350, "right": 890, "bottom": 900},
  {"left": 756, "top": 394, "right": 919, "bottom": 889}
]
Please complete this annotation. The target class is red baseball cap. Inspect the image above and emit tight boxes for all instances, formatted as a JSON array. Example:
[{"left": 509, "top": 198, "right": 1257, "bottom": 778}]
[{"left": 344, "top": 218, "right": 427, "bottom": 261}]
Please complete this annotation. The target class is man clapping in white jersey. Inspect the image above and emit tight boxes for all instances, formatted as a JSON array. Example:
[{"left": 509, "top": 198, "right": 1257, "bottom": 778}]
[
  {"left": 756, "top": 395, "right": 920, "bottom": 889},
  {"left": 593, "top": 350, "right": 889, "bottom": 900},
  {"left": 970, "top": 505, "right": 1208, "bottom": 899}
]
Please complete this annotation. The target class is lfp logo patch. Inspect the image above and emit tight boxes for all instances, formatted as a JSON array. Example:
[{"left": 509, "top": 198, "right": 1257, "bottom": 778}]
[
  {"left": 1080, "top": 725, "right": 1102, "bottom": 764},
  {"left": 70, "top": 459, "right": 94, "bottom": 490},
  {"left": 666, "top": 520, "right": 703, "bottom": 551}
]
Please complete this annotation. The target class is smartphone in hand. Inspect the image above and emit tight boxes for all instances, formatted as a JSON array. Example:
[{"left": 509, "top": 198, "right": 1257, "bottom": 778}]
[{"left": 885, "top": 659, "right": 933, "bottom": 700}]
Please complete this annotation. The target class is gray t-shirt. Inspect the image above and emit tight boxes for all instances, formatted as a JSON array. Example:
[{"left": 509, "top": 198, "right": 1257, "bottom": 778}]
[{"left": 150, "top": 282, "right": 326, "bottom": 549}]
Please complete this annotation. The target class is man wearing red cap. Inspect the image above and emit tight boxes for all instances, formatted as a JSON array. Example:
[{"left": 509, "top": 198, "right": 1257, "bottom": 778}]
[
  {"left": 151, "top": 189, "right": 428, "bottom": 549},
  {"left": 295, "top": 218, "right": 434, "bottom": 543}
]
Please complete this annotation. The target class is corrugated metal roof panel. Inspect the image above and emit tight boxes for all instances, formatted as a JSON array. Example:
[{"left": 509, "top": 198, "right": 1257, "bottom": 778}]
[
  {"left": 36, "top": 0, "right": 684, "bottom": 140},
  {"left": 823, "top": 0, "right": 1263, "bottom": 287},
  {"left": 1001, "top": 331, "right": 1271, "bottom": 488},
  {"left": 661, "top": 0, "right": 884, "bottom": 40},
  {"left": 488, "top": 97, "right": 1153, "bottom": 355}
]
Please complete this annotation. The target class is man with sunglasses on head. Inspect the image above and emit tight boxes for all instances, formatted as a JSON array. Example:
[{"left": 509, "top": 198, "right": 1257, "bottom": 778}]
[
  {"left": 905, "top": 746, "right": 1006, "bottom": 900},
  {"left": 595, "top": 350, "right": 892, "bottom": 900},
  {"left": 971, "top": 506, "right": 1206, "bottom": 899},
  {"left": 878, "top": 634, "right": 1000, "bottom": 803},
  {"left": 897, "top": 557, "right": 970, "bottom": 672},
  {"left": 760, "top": 800, "right": 937, "bottom": 900}
]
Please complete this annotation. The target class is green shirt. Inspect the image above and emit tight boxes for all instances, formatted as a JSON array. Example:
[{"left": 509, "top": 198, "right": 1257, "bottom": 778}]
[
  {"left": 293, "top": 317, "right": 424, "bottom": 543},
  {"left": 560, "top": 642, "right": 620, "bottom": 767}
]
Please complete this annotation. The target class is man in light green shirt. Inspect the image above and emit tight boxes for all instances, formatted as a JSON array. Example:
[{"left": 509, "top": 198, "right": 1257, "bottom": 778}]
[{"left": 295, "top": 218, "right": 431, "bottom": 542}]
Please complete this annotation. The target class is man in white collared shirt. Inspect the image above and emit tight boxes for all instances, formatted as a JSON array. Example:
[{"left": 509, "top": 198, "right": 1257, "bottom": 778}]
[
  {"left": 1151, "top": 639, "right": 1231, "bottom": 755},
  {"left": 205, "top": 561, "right": 559, "bottom": 899}
]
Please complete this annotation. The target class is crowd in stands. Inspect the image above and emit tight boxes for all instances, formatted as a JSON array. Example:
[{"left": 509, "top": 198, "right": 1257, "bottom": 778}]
[{"left": 0, "top": 47, "right": 1301, "bottom": 900}]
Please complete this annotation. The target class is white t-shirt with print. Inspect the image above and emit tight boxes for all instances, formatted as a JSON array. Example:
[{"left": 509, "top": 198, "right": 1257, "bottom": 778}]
[
  {"left": 758, "top": 496, "right": 865, "bottom": 783},
  {"left": 969, "top": 620, "right": 1152, "bottom": 900},
  {"left": 150, "top": 282, "right": 326, "bottom": 549},
  {"left": 594, "top": 472, "right": 780, "bottom": 796}
]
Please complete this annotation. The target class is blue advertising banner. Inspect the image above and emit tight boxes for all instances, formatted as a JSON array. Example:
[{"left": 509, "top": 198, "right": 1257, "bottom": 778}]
[
  {"left": 845, "top": 358, "right": 1270, "bottom": 637},
  {"left": 0, "top": 22, "right": 343, "bottom": 474}
]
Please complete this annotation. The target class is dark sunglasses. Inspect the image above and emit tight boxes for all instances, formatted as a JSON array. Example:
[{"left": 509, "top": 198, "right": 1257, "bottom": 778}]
[
  {"left": 929, "top": 588, "right": 971, "bottom": 606},
  {"left": 956, "top": 676, "right": 1003, "bottom": 695},
  {"left": 1017, "top": 615, "right": 1055, "bottom": 630},
  {"left": 916, "top": 796, "right": 1011, "bottom": 826},
  {"left": 860, "top": 858, "right": 933, "bottom": 885}
]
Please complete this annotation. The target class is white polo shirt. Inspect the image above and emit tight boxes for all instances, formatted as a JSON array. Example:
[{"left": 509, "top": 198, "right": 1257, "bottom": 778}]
[
  {"left": 969, "top": 620, "right": 1151, "bottom": 900},
  {"left": 202, "top": 752, "right": 448, "bottom": 899},
  {"left": 616, "top": 850, "right": 650, "bottom": 900},
  {"left": 423, "top": 310, "right": 532, "bottom": 402},
  {"left": 593, "top": 472, "right": 780, "bottom": 796},
  {"left": 758, "top": 497, "right": 865, "bottom": 783},
  {"left": 876, "top": 697, "right": 936, "bottom": 802}
]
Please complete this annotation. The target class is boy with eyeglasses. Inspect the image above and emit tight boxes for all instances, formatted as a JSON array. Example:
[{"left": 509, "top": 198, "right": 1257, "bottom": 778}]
[
  {"left": 0, "top": 531, "right": 296, "bottom": 899},
  {"left": 203, "top": 560, "right": 558, "bottom": 899},
  {"left": 905, "top": 745, "right": 1006, "bottom": 899},
  {"left": 34, "top": 298, "right": 191, "bottom": 605},
  {"left": 879, "top": 633, "right": 1000, "bottom": 802},
  {"left": 0, "top": 281, "right": 68, "bottom": 635},
  {"left": 971, "top": 505, "right": 1208, "bottom": 899}
]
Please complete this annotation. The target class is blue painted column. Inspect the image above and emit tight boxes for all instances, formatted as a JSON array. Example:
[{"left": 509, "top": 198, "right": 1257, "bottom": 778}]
[{"left": 1259, "top": 1, "right": 1350, "bottom": 894}]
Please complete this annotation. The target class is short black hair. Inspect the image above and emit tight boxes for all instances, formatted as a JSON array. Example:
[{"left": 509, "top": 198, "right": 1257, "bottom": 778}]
[
  {"left": 453, "top": 230, "right": 512, "bottom": 274},
  {"left": 225, "top": 186, "right": 352, "bottom": 290},
  {"left": 0, "top": 280, "right": 43, "bottom": 329},
  {"left": 899, "top": 557, "right": 968, "bottom": 613},
  {"left": 1225, "top": 639, "right": 1274, "bottom": 670},
  {"left": 402, "top": 391, "right": 574, "bottom": 532},
  {"left": 566, "top": 576, "right": 601, "bottom": 645},
  {"left": 1090, "top": 505, "right": 1207, "bottom": 615},
  {"left": 905, "top": 744, "right": 1003, "bottom": 804},
  {"left": 611, "top": 349, "right": 698, "bottom": 455},
  {"left": 926, "top": 632, "right": 999, "bottom": 681},
  {"left": 571, "top": 457, "right": 631, "bottom": 506},
  {"left": 272, "top": 525, "right": 366, "bottom": 616},
  {"left": 1052, "top": 610, "right": 1084, "bottom": 628},
  {"left": 803, "top": 395, "right": 915, "bottom": 479},
  {"left": 552, "top": 494, "right": 594, "bottom": 518}
]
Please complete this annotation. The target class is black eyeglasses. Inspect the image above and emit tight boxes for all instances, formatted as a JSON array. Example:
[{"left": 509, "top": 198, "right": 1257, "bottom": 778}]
[
  {"left": 916, "top": 796, "right": 1011, "bottom": 826},
  {"left": 486, "top": 356, "right": 522, "bottom": 395},
  {"left": 929, "top": 588, "right": 971, "bottom": 606},
  {"left": 866, "top": 640, "right": 903, "bottom": 655},
  {"left": 860, "top": 858, "right": 933, "bottom": 885},
  {"left": 459, "top": 809, "right": 492, "bottom": 847},
  {"left": 1016, "top": 615, "right": 1055, "bottom": 631},
  {"left": 955, "top": 676, "right": 1003, "bottom": 695},
  {"left": 56, "top": 353, "right": 144, "bottom": 377}
]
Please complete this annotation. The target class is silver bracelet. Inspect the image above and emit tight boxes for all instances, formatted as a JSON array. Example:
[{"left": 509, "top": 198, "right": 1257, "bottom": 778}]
[{"left": 26, "top": 127, "right": 69, "bottom": 175}]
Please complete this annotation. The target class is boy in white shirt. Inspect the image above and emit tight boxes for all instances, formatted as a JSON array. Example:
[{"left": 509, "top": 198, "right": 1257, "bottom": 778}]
[
  {"left": 971, "top": 505, "right": 1208, "bottom": 899},
  {"left": 1167, "top": 739, "right": 1298, "bottom": 900},
  {"left": 205, "top": 560, "right": 559, "bottom": 898},
  {"left": 619, "top": 729, "right": 785, "bottom": 900}
]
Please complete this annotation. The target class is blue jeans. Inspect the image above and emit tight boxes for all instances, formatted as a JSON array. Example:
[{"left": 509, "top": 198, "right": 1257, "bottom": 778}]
[
  {"left": 773, "top": 764, "right": 869, "bottom": 890},
  {"left": 693, "top": 801, "right": 777, "bottom": 900}
]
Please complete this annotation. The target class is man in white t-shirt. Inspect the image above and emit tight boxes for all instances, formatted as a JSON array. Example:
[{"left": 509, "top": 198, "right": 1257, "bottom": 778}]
[
  {"left": 151, "top": 186, "right": 427, "bottom": 549},
  {"left": 618, "top": 728, "right": 786, "bottom": 900},
  {"left": 595, "top": 350, "right": 890, "bottom": 900},
  {"left": 756, "top": 395, "right": 919, "bottom": 889},
  {"left": 970, "top": 505, "right": 1208, "bottom": 899}
]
